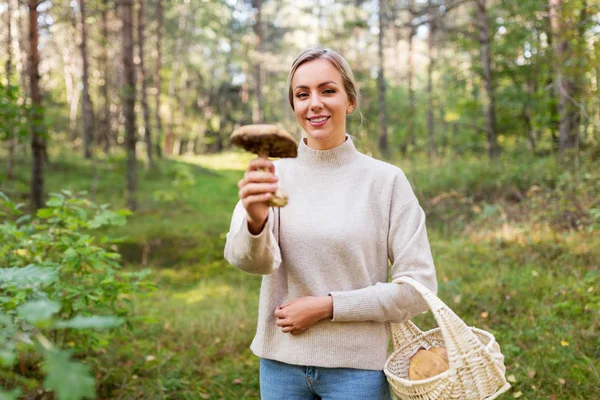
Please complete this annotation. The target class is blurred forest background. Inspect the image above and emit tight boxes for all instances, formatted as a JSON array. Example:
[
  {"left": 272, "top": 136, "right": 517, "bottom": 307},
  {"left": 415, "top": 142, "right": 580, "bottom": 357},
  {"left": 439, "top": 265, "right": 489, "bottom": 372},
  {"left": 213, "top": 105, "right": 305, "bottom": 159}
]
[{"left": 0, "top": 0, "right": 599, "bottom": 399}]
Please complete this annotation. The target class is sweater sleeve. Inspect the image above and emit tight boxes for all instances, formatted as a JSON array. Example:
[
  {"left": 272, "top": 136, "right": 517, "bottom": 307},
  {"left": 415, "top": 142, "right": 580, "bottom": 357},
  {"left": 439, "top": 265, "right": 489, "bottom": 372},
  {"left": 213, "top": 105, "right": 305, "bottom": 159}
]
[
  {"left": 328, "top": 175, "right": 437, "bottom": 324},
  {"left": 223, "top": 200, "right": 282, "bottom": 275}
]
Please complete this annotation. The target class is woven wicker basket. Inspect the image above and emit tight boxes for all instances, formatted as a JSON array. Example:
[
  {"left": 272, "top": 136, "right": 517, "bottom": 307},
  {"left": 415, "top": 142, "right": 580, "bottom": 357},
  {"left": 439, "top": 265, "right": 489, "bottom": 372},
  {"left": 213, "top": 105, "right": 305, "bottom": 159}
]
[{"left": 384, "top": 277, "right": 511, "bottom": 400}]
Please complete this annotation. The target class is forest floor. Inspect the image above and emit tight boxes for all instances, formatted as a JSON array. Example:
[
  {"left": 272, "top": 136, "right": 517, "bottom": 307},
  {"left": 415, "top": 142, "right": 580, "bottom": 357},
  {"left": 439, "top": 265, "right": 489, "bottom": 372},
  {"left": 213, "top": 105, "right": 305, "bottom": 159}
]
[{"left": 1, "top": 148, "right": 599, "bottom": 399}]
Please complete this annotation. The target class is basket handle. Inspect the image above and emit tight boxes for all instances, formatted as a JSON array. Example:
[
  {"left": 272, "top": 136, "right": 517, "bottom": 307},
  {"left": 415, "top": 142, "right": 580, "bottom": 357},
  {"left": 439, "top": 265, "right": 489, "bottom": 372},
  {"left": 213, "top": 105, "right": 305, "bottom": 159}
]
[{"left": 390, "top": 276, "right": 493, "bottom": 370}]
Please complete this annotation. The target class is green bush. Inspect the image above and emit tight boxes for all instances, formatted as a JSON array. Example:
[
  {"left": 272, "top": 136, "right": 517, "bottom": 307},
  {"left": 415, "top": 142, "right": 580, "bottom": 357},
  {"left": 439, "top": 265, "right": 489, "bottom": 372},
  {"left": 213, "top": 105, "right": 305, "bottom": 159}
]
[{"left": 0, "top": 191, "right": 155, "bottom": 399}]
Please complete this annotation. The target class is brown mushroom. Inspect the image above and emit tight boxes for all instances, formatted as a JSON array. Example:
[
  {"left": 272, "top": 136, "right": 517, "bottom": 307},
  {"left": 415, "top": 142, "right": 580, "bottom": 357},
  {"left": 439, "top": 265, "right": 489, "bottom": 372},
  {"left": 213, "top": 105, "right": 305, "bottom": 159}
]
[
  {"left": 230, "top": 124, "right": 297, "bottom": 207},
  {"left": 429, "top": 347, "right": 449, "bottom": 364},
  {"left": 408, "top": 347, "right": 449, "bottom": 380}
]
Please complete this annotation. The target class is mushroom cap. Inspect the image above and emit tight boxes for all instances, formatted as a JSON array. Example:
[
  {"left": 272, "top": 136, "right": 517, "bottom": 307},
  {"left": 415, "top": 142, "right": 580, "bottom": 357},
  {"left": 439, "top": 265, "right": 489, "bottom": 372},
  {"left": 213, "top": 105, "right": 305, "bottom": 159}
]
[
  {"left": 230, "top": 124, "right": 298, "bottom": 158},
  {"left": 408, "top": 347, "right": 449, "bottom": 380}
]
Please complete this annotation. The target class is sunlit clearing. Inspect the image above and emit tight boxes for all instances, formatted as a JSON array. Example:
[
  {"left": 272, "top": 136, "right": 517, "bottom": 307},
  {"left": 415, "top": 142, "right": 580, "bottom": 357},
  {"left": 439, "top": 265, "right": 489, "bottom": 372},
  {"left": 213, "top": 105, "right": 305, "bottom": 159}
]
[
  {"left": 172, "top": 283, "right": 233, "bottom": 304},
  {"left": 177, "top": 152, "right": 257, "bottom": 171},
  {"left": 468, "top": 222, "right": 553, "bottom": 245}
]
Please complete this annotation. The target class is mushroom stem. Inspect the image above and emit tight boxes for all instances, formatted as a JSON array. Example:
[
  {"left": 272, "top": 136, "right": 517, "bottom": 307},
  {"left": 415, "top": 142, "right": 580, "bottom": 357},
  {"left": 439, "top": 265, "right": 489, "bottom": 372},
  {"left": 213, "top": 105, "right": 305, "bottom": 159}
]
[
  {"left": 258, "top": 149, "right": 269, "bottom": 159},
  {"left": 255, "top": 150, "right": 288, "bottom": 207},
  {"left": 257, "top": 150, "right": 269, "bottom": 172}
]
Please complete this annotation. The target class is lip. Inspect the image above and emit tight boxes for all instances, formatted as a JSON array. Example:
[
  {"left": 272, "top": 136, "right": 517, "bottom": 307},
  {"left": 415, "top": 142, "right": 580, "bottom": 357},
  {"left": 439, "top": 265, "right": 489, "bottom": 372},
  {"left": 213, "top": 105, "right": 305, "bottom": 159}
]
[{"left": 307, "top": 115, "right": 330, "bottom": 127}]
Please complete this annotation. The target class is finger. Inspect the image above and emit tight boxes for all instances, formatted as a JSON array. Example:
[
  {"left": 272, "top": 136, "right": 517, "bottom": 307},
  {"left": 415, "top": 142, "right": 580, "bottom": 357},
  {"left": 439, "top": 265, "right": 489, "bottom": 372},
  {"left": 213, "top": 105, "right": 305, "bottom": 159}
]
[
  {"left": 239, "top": 183, "right": 278, "bottom": 199},
  {"left": 274, "top": 307, "right": 285, "bottom": 318},
  {"left": 248, "top": 158, "right": 275, "bottom": 173},
  {"left": 282, "top": 326, "right": 294, "bottom": 333},
  {"left": 242, "top": 193, "right": 272, "bottom": 206},
  {"left": 275, "top": 318, "right": 290, "bottom": 327},
  {"left": 280, "top": 299, "right": 296, "bottom": 308},
  {"left": 243, "top": 170, "right": 279, "bottom": 184},
  {"left": 239, "top": 172, "right": 278, "bottom": 189}
]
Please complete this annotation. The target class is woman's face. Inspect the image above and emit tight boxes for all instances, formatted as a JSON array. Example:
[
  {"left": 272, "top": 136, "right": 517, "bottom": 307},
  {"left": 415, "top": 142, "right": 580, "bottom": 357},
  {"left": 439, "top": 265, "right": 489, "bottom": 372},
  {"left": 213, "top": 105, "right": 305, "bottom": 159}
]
[{"left": 291, "top": 58, "right": 355, "bottom": 150}]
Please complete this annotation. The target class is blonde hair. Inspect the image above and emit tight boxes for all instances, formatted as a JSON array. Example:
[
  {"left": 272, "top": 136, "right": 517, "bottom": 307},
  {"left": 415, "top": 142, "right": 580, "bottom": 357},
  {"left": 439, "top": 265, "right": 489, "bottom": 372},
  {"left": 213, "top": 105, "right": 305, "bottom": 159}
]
[{"left": 287, "top": 47, "right": 360, "bottom": 116}]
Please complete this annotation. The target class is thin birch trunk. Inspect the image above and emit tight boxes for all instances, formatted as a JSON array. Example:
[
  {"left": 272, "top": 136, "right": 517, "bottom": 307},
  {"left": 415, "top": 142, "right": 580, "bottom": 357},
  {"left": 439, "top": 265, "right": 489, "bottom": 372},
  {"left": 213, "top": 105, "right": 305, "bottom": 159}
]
[
  {"left": 252, "top": 0, "right": 264, "bottom": 123},
  {"left": 476, "top": 0, "right": 500, "bottom": 158},
  {"left": 122, "top": 0, "right": 137, "bottom": 211},
  {"left": 427, "top": 0, "right": 436, "bottom": 162},
  {"left": 100, "top": 0, "right": 111, "bottom": 154},
  {"left": 78, "top": 0, "right": 94, "bottom": 159},
  {"left": 549, "top": 0, "right": 577, "bottom": 153},
  {"left": 28, "top": 0, "right": 45, "bottom": 211},
  {"left": 6, "top": 0, "right": 15, "bottom": 180},
  {"left": 166, "top": 0, "right": 189, "bottom": 155},
  {"left": 153, "top": 0, "right": 163, "bottom": 158},
  {"left": 407, "top": 28, "right": 415, "bottom": 152},
  {"left": 377, "top": 0, "right": 388, "bottom": 156},
  {"left": 406, "top": 0, "right": 416, "bottom": 152},
  {"left": 137, "top": 0, "right": 153, "bottom": 168}
]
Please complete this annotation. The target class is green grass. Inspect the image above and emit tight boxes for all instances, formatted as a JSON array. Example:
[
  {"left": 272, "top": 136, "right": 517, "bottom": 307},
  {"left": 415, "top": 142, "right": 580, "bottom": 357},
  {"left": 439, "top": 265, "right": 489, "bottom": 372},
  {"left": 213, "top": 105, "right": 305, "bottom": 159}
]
[{"left": 1, "top": 148, "right": 599, "bottom": 399}]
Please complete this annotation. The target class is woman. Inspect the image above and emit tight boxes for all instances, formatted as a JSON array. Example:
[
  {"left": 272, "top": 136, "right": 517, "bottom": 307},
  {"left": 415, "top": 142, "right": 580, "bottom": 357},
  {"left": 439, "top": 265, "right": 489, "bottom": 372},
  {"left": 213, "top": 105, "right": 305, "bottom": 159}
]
[{"left": 224, "top": 47, "right": 437, "bottom": 400}]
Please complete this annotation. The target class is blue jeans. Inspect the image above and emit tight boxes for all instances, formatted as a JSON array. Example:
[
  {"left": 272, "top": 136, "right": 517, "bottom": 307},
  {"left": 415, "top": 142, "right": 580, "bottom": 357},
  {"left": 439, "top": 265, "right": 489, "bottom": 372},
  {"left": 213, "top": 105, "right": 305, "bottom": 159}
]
[{"left": 259, "top": 358, "right": 392, "bottom": 400}]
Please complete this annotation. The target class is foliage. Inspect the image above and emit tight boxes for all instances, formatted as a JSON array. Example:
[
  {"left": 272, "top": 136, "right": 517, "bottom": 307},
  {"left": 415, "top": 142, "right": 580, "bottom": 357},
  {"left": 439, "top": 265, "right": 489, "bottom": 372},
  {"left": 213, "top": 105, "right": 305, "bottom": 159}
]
[
  {"left": 0, "top": 83, "right": 28, "bottom": 144},
  {"left": 0, "top": 191, "right": 155, "bottom": 399},
  {"left": 152, "top": 163, "right": 197, "bottom": 204}
]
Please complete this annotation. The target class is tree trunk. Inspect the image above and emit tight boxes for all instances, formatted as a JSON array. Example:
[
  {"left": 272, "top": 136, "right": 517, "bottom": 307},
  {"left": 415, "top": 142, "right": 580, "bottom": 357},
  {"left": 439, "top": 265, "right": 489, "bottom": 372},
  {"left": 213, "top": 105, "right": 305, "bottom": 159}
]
[
  {"left": 252, "top": 0, "right": 264, "bottom": 123},
  {"left": 523, "top": 108, "right": 537, "bottom": 153},
  {"left": 406, "top": 0, "right": 416, "bottom": 152},
  {"left": 439, "top": 104, "right": 448, "bottom": 151},
  {"left": 177, "top": 67, "right": 187, "bottom": 153},
  {"left": 62, "top": 45, "right": 80, "bottom": 140},
  {"left": 100, "top": 0, "right": 111, "bottom": 155},
  {"left": 549, "top": 0, "right": 577, "bottom": 153},
  {"left": 476, "top": 0, "right": 500, "bottom": 159},
  {"left": 78, "top": 0, "right": 94, "bottom": 159},
  {"left": 28, "top": 0, "right": 45, "bottom": 211},
  {"left": 122, "top": 0, "right": 137, "bottom": 211},
  {"left": 377, "top": 0, "right": 388, "bottom": 156},
  {"left": 426, "top": 0, "right": 436, "bottom": 162},
  {"left": 15, "top": 0, "right": 28, "bottom": 98},
  {"left": 6, "top": 0, "right": 15, "bottom": 180},
  {"left": 154, "top": 0, "right": 163, "bottom": 158},
  {"left": 137, "top": 0, "right": 153, "bottom": 168},
  {"left": 594, "top": 41, "right": 600, "bottom": 141},
  {"left": 543, "top": 17, "right": 560, "bottom": 150},
  {"left": 166, "top": 0, "right": 189, "bottom": 155}
]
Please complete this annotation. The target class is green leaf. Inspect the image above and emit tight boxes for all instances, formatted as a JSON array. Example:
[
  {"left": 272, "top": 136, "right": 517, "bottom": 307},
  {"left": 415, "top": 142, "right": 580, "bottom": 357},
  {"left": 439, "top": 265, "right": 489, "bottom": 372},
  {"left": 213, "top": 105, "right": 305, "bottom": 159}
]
[
  {"left": 54, "top": 315, "right": 124, "bottom": 330},
  {"left": 0, "top": 313, "right": 14, "bottom": 337},
  {"left": 46, "top": 198, "right": 64, "bottom": 208},
  {"left": 36, "top": 208, "right": 54, "bottom": 218},
  {"left": 0, "top": 388, "right": 22, "bottom": 400},
  {"left": 0, "top": 265, "right": 58, "bottom": 289},
  {"left": 0, "top": 350, "right": 16, "bottom": 368},
  {"left": 17, "top": 300, "right": 61, "bottom": 325},
  {"left": 15, "top": 214, "right": 32, "bottom": 224},
  {"left": 42, "top": 350, "right": 96, "bottom": 400}
]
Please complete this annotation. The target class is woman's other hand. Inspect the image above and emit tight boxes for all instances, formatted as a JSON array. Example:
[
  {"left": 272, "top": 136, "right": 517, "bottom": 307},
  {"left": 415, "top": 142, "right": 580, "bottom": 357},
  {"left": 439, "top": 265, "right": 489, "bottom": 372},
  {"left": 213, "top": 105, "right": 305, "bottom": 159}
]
[
  {"left": 274, "top": 296, "right": 334, "bottom": 335},
  {"left": 237, "top": 157, "right": 279, "bottom": 234}
]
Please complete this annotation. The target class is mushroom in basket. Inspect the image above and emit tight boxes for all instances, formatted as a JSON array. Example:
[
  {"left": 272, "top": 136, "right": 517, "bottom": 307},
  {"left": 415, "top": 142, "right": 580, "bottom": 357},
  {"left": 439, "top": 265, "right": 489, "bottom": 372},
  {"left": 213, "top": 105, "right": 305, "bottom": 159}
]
[{"left": 408, "top": 347, "right": 449, "bottom": 380}]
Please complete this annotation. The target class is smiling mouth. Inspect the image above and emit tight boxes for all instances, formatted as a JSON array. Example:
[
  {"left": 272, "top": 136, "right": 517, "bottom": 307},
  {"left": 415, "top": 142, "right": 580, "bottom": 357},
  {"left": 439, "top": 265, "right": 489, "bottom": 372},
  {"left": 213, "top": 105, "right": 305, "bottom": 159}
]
[{"left": 308, "top": 116, "right": 330, "bottom": 124}]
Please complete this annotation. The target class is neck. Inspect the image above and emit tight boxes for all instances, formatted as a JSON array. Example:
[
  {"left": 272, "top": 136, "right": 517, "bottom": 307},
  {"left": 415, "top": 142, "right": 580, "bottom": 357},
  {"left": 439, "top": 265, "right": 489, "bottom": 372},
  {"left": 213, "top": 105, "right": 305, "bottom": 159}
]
[
  {"left": 297, "top": 134, "right": 359, "bottom": 172},
  {"left": 304, "top": 133, "right": 347, "bottom": 150}
]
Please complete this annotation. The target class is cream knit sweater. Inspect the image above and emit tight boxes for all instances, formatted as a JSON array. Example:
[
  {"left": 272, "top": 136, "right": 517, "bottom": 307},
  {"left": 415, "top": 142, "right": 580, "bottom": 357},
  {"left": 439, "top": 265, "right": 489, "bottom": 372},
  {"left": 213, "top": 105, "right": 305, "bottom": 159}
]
[{"left": 224, "top": 135, "right": 437, "bottom": 370}]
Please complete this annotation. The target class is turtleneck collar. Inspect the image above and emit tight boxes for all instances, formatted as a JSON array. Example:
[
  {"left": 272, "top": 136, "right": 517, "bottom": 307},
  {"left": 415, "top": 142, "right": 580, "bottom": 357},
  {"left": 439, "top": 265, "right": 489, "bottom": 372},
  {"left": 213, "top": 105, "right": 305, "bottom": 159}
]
[{"left": 296, "top": 134, "right": 360, "bottom": 171}]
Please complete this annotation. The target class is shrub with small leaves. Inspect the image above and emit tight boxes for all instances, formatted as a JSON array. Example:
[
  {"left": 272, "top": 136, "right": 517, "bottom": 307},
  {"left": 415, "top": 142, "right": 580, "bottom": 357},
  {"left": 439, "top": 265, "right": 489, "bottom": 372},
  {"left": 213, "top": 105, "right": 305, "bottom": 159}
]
[{"left": 0, "top": 191, "right": 155, "bottom": 399}]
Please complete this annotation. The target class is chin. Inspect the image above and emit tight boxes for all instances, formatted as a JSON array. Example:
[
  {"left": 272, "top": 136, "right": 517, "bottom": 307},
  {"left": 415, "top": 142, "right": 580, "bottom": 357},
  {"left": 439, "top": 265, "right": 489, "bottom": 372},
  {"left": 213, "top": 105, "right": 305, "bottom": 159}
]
[{"left": 305, "top": 127, "right": 334, "bottom": 140}]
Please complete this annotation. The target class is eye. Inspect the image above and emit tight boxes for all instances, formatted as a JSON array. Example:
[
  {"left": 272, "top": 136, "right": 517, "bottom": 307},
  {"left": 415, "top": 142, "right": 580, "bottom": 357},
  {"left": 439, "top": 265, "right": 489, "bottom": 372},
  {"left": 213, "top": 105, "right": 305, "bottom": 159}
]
[
  {"left": 323, "top": 89, "right": 336, "bottom": 94},
  {"left": 296, "top": 92, "right": 308, "bottom": 99}
]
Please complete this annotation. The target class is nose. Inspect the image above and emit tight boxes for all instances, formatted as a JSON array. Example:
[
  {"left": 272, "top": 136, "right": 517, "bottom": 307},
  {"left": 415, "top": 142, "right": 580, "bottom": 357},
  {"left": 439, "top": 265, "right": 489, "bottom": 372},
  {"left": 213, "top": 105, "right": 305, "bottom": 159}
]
[{"left": 309, "top": 93, "right": 323, "bottom": 111}]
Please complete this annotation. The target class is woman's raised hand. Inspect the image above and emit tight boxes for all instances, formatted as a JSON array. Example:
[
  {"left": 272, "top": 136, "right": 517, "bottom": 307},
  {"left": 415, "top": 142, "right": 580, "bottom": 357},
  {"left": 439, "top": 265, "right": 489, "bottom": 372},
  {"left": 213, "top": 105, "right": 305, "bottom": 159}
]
[{"left": 237, "top": 158, "right": 279, "bottom": 235}]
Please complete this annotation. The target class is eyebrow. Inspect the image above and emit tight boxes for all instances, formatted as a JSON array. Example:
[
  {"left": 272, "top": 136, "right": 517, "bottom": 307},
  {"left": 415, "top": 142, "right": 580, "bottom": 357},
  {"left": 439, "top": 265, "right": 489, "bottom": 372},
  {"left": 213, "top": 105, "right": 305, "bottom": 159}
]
[{"left": 293, "top": 81, "right": 339, "bottom": 91}]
